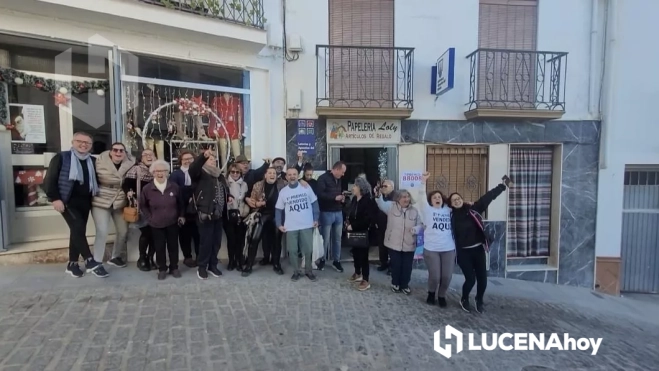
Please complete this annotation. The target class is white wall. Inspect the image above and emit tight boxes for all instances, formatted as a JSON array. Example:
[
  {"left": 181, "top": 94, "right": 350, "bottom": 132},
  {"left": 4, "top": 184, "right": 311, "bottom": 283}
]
[
  {"left": 595, "top": 0, "right": 659, "bottom": 258},
  {"left": 283, "top": 0, "right": 596, "bottom": 121}
]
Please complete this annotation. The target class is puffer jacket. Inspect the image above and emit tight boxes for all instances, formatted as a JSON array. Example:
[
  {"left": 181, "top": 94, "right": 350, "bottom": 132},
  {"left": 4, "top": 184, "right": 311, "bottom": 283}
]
[
  {"left": 92, "top": 150, "right": 135, "bottom": 209},
  {"left": 384, "top": 203, "right": 422, "bottom": 252},
  {"left": 227, "top": 175, "right": 250, "bottom": 217}
]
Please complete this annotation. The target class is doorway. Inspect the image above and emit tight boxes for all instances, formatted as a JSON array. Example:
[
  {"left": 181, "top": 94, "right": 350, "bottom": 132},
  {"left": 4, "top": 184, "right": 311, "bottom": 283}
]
[{"left": 328, "top": 145, "right": 398, "bottom": 262}]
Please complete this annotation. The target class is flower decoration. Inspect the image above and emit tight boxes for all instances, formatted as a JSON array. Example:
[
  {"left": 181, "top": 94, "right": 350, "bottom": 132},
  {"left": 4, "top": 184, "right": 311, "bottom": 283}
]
[{"left": 173, "top": 97, "right": 211, "bottom": 117}]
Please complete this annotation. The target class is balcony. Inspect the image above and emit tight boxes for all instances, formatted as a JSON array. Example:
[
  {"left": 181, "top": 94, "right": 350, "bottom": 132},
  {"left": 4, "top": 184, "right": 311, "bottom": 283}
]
[
  {"left": 137, "top": 0, "right": 265, "bottom": 29},
  {"left": 465, "top": 49, "right": 568, "bottom": 120},
  {"left": 316, "top": 45, "right": 414, "bottom": 119}
]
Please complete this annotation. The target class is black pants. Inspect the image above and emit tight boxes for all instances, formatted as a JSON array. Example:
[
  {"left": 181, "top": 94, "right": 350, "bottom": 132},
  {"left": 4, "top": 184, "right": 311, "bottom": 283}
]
[
  {"left": 389, "top": 248, "right": 414, "bottom": 289},
  {"left": 352, "top": 248, "right": 370, "bottom": 281},
  {"left": 138, "top": 226, "right": 155, "bottom": 260},
  {"left": 456, "top": 246, "right": 488, "bottom": 301},
  {"left": 224, "top": 219, "right": 246, "bottom": 266},
  {"left": 61, "top": 201, "right": 93, "bottom": 262},
  {"left": 197, "top": 218, "right": 222, "bottom": 269},
  {"left": 179, "top": 215, "right": 200, "bottom": 259},
  {"left": 377, "top": 227, "right": 389, "bottom": 266},
  {"left": 246, "top": 214, "right": 281, "bottom": 267},
  {"left": 152, "top": 224, "right": 179, "bottom": 272}
]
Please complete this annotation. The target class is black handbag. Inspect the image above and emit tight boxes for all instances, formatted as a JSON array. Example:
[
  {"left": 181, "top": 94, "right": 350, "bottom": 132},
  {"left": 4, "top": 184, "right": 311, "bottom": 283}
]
[{"left": 343, "top": 231, "right": 370, "bottom": 248}]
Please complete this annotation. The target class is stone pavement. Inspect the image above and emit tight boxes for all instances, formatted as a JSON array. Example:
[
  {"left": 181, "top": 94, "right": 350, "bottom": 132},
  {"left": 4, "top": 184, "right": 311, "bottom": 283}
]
[{"left": 0, "top": 262, "right": 658, "bottom": 371}]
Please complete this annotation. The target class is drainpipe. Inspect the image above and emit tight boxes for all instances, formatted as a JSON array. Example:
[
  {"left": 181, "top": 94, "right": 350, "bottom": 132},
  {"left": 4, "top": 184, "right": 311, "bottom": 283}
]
[
  {"left": 588, "top": 0, "right": 600, "bottom": 117},
  {"left": 599, "top": 0, "right": 617, "bottom": 170}
]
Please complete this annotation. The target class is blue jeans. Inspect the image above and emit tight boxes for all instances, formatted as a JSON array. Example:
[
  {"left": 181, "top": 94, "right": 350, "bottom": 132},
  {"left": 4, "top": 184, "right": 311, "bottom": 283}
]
[{"left": 320, "top": 211, "right": 343, "bottom": 262}]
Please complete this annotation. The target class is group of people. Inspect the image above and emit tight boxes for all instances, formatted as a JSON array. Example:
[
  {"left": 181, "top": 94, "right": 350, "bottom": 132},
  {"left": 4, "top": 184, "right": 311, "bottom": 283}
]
[{"left": 46, "top": 131, "right": 511, "bottom": 312}]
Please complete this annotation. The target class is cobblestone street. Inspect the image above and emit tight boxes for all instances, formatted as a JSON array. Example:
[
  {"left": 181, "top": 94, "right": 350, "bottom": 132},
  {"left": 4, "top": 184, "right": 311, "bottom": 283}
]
[{"left": 0, "top": 263, "right": 657, "bottom": 371}]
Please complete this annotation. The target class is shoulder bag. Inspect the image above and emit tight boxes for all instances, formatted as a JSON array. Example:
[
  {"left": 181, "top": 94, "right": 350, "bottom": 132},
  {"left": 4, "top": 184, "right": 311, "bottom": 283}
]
[{"left": 123, "top": 167, "right": 141, "bottom": 223}]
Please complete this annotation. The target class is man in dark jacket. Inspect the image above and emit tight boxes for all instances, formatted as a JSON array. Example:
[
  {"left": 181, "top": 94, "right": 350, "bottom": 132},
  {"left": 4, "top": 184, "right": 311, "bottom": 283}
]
[
  {"left": 315, "top": 161, "right": 347, "bottom": 272},
  {"left": 375, "top": 179, "right": 397, "bottom": 273},
  {"left": 44, "top": 131, "right": 108, "bottom": 278},
  {"left": 170, "top": 150, "right": 199, "bottom": 268}
]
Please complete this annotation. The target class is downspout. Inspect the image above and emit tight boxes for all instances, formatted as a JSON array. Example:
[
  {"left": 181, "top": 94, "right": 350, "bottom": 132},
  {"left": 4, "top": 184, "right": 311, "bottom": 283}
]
[
  {"left": 599, "top": 0, "right": 617, "bottom": 170},
  {"left": 588, "top": 0, "right": 600, "bottom": 117}
]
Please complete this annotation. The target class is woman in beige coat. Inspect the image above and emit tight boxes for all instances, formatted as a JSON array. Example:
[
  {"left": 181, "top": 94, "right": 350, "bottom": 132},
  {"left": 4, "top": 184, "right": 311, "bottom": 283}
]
[
  {"left": 375, "top": 189, "right": 422, "bottom": 295},
  {"left": 225, "top": 162, "right": 250, "bottom": 271},
  {"left": 91, "top": 143, "right": 135, "bottom": 268}
]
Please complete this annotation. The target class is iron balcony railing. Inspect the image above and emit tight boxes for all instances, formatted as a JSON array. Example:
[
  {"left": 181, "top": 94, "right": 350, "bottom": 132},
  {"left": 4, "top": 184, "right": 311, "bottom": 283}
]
[
  {"left": 137, "top": 0, "right": 265, "bottom": 29},
  {"left": 316, "top": 45, "right": 414, "bottom": 110},
  {"left": 466, "top": 48, "right": 568, "bottom": 111}
]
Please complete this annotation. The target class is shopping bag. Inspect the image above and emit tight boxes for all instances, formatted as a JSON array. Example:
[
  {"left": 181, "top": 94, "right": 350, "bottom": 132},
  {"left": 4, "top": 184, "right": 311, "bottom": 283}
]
[{"left": 312, "top": 228, "right": 324, "bottom": 266}]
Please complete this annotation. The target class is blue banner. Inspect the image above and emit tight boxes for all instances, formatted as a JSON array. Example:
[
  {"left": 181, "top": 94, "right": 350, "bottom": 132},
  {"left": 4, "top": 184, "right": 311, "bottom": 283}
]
[{"left": 296, "top": 119, "right": 316, "bottom": 155}]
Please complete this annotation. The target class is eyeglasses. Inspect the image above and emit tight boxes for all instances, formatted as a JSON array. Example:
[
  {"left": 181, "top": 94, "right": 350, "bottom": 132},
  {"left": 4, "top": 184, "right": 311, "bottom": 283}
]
[
  {"left": 74, "top": 139, "right": 92, "bottom": 146},
  {"left": 111, "top": 148, "right": 125, "bottom": 153}
]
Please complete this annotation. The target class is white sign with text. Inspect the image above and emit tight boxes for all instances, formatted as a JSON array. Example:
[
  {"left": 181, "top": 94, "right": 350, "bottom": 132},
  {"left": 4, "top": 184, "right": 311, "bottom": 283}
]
[{"left": 327, "top": 119, "right": 401, "bottom": 144}]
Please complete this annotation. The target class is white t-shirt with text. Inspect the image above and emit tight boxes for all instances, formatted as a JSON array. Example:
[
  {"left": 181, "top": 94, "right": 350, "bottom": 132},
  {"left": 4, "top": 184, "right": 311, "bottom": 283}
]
[{"left": 275, "top": 185, "right": 317, "bottom": 232}]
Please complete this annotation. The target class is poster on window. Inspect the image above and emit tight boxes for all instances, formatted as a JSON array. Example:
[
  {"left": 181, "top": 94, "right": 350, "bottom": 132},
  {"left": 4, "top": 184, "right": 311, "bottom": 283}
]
[{"left": 7, "top": 104, "right": 46, "bottom": 143}]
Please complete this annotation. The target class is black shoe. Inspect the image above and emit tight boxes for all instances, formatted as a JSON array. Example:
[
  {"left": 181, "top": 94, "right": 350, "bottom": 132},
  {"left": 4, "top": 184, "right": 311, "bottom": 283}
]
[
  {"left": 209, "top": 266, "right": 223, "bottom": 277},
  {"left": 402, "top": 287, "right": 411, "bottom": 295},
  {"left": 291, "top": 272, "right": 301, "bottom": 281},
  {"left": 197, "top": 267, "right": 208, "bottom": 280},
  {"left": 107, "top": 257, "right": 127, "bottom": 268},
  {"left": 86, "top": 260, "right": 109, "bottom": 278},
  {"left": 241, "top": 267, "right": 252, "bottom": 277},
  {"left": 137, "top": 257, "right": 151, "bottom": 272},
  {"left": 475, "top": 299, "right": 484, "bottom": 314},
  {"left": 183, "top": 258, "right": 197, "bottom": 268},
  {"left": 377, "top": 264, "right": 389, "bottom": 272},
  {"left": 460, "top": 298, "right": 471, "bottom": 313},
  {"left": 65, "top": 262, "right": 84, "bottom": 278},
  {"left": 259, "top": 258, "right": 270, "bottom": 266},
  {"left": 305, "top": 272, "right": 317, "bottom": 282},
  {"left": 316, "top": 259, "right": 325, "bottom": 271},
  {"left": 236, "top": 264, "right": 244, "bottom": 272},
  {"left": 170, "top": 269, "right": 182, "bottom": 278},
  {"left": 151, "top": 259, "right": 158, "bottom": 270},
  {"left": 391, "top": 284, "right": 401, "bottom": 293},
  {"left": 227, "top": 261, "right": 236, "bottom": 271},
  {"left": 273, "top": 264, "right": 284, "bottom": 275},
  {"left": 157, "top": 271, "right": 167, "bottom": 280},
  {"left": 426, "top": 292, "right": 436, "bottom": 305},
  {"left": 438, "top": 297, "right": 448, "bottom": 308},
  {"left": 332, "top": 261, "right": 344, "bottom": 273}
]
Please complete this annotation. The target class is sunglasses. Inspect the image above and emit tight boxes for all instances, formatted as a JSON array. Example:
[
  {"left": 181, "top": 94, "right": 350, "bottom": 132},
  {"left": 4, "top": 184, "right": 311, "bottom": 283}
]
[{"left": 111, "top": 148, "right": 125, "bottom": 153}]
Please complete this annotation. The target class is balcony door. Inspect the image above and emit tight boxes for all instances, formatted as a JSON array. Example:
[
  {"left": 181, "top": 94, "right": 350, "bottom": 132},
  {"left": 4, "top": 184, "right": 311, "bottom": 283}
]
[
  {"left": 328, "top": 0, "right": 394, "bottom": 108},
  {"left": 478, "top": 0, "right": 538, "bottom": 109}
]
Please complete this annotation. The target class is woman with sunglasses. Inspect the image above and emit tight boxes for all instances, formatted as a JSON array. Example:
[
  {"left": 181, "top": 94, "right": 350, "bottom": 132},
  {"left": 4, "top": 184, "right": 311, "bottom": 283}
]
[
  {"left": 225, "top": 163, "right": 250, "bottom": 271},
  {"left": 91, "top": 142, "right": 134, "bottom": 268}
]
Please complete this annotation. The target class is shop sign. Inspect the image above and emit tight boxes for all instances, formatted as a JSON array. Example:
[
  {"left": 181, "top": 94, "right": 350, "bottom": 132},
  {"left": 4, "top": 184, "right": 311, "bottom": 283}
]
[
  {"left": 296, "top": 119, "right": 316, "bottom": 155},
  {"left": 327, "top": 119, "right": 401, "bottom": 144}
]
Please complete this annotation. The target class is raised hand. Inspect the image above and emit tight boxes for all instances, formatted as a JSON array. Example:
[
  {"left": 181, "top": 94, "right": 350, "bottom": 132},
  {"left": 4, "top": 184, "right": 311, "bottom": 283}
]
[{"left": 422, "top": 172, "right": 430, "bottom": 183}]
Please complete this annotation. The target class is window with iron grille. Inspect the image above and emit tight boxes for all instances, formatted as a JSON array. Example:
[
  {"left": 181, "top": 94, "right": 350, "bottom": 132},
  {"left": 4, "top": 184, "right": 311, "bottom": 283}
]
[
  {"left": 328, "top": 0, "right": 394, "bottom": 108},
  {"left": 426, "top": 146, "right": 489, "bottom": 216}
]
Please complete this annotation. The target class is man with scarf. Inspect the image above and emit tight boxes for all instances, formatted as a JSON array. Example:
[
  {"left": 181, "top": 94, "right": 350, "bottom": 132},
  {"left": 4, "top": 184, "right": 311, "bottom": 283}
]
[
  {"left": 45, "top": 132, "right": 108, "bottom": 278},
  {"left": 171, "top": 150, "right": 200, "bottom": 268},
  {"left": 189, "top": 149, "right": 233, "bottom": 280}
]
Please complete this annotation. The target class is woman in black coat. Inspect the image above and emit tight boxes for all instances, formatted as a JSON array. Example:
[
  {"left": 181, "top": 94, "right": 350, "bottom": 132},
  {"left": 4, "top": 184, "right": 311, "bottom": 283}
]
[
  {"left": 189, "top": 149, "right": 233, "bottom": 280},
  {"left": 345, "top": 177, "right": 376, "bottom": 291},
  {"left": 448, "top": 177, "right": 510, "bottom": 314}
]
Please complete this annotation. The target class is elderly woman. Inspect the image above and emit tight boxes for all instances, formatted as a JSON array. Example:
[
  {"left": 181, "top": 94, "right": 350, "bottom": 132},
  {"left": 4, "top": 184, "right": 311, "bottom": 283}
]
[
  {"left": 189, "top": 149, "right": 231, "bottom": 280},
  {"left": 376, "top": 189, "right": 422, "bottom": 295},
  {"left": 91, "top": 142, "right": 134, "bottom": 269},
  {"left": 122, "top": 149, "right": 156, "bottom": 271},
  {"left": 171, "top": 150, "right": 200, "bottom": 268},
  {"left": 225, "top": 162, "right": 250, "bottom": 271},
  {"left": 139, "top": 159, "right": 185, "bottom": 280},
  {"left": 345, "top": 177, "right": 376, "bottom": 291}
]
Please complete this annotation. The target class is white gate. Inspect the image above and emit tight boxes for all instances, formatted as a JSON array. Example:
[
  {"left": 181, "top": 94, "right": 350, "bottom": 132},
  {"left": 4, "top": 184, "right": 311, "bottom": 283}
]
[{"left": 621, "top": 167, "right": 659, "bottom": 293}]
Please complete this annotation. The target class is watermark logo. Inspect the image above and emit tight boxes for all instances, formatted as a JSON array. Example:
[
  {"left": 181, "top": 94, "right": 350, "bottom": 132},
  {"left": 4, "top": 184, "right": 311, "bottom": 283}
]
[
  {"left": 54, "top": 34, "right": 139, "bottom": 129},
  {"left": 433, "top": 325, "right": 602, "bottom": 359}
]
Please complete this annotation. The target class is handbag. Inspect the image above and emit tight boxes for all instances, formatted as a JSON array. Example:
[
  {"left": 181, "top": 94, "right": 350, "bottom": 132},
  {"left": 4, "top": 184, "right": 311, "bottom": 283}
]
[
  {"left": 343, "top": 231, "right": 370, "bottom": 248},
  {"left": 123, "top": 166, "right": 141, "bottom": 223}
]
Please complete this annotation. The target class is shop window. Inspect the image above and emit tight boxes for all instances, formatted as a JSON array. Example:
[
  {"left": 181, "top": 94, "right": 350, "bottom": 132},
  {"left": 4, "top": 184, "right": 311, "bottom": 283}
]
[
  {"left": 13, "top": 166, "right": 50, "bottom": 208},
  {"left": 71, "top": 92, "right": 112, "bottom": 154},
  {"left": 122, "top": 82, "right": 249, "bottom": 169},
  {"left": 426, "top": 145, "right": 489, "bottom": 207},
  {"left": 7, "top": 85, "right": 61, "bottom": 155}
]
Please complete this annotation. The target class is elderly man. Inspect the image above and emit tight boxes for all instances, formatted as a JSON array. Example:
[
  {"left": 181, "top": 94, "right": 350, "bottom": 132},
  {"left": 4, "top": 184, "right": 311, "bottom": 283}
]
[
  {"left": 275, "top": 167, "right": 319, "bottom": 282},
  {"left": 375, "top": 179, "right": 397, "bottom": 273},
  {"left": 44, "top": 131, "right": 108, "bottom": 278}
]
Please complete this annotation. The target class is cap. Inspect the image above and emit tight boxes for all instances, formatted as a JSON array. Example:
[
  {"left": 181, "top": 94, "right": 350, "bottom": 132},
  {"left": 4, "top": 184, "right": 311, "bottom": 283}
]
[
  {"left": 234, "top": 155, "right": 250, "bottom": 163},
  {"left": 273, "top": 157, "right": 286, "bottom": 164}
]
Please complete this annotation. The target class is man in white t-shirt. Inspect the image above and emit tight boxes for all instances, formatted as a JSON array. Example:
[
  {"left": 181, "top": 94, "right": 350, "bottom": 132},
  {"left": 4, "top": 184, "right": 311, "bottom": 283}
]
[{"left": 275, "top": 167, "right": 320, "bottom": 282}]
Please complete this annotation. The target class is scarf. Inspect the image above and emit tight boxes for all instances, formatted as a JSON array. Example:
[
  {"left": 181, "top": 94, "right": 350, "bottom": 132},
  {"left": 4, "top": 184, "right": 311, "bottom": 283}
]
[
  {"left": 68, "top": 148, "right": 99, "bottom": 195},
  {"left": 126, "top": 162, "right": 153, "bottom": 182},
  {"left": 180, "top": 166, "right": 192, "bottom": 186},
  {"left": 202, "top": 164, "right": 221, "bottom": 179},
  {"left": 154, "top": 179, "right": 167, "bottom": 194}
]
